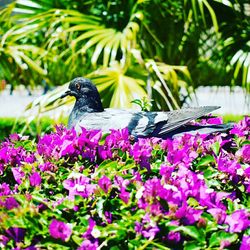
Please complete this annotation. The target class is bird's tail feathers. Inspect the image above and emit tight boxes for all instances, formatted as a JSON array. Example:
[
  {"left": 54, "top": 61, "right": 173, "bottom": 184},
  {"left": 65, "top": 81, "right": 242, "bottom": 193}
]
[{"left": 159, "top": 106, "right": 220, "bottom": 135}]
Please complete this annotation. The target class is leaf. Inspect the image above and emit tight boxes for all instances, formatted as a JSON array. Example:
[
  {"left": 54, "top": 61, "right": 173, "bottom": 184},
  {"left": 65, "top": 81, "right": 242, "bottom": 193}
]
[
  {"left": 174, "top": 226, "right": 204, "bottom": 242},
  {"left": 184, "top": 241, "right": 203, "bottom": 250},
  {"left": 209, "top": 231, "right": 238, "bottom": 247},
  {"left": 211, "top": 141, "right": 220, "bottom": 156},
  {"left": 72, "top": 235, "right": 83, "bottom": 245},
  {"left": 196, "top": 155, "right": 215, "bottom": 167},
  {"left": 95, "top": 160, "right": 118, "bottom": 176}
]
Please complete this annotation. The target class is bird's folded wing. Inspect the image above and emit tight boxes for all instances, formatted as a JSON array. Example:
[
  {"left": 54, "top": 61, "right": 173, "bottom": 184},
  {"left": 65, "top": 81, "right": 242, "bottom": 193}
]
[
  {"left": 75, "top": 106, "right": 220, "bottom": 137},
  {"left": 75, "top": 109, "right": 169, "bottom": 136},
  {"left": 157, "top": 106, "right": 220, "bottom": 135}
]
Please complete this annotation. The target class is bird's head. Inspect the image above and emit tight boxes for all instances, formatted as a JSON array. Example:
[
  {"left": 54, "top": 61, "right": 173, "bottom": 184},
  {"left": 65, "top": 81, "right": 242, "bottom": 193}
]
[
  {"left": 61, "top": 77, "right": 98, "bottom": 100},
  {"left": 61, "top": 77, "right": 104, "bottom": 112}
]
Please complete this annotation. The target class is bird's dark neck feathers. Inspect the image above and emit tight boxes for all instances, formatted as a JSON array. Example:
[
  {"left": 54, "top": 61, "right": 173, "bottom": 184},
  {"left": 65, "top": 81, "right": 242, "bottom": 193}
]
[
  {"left": 68, "top": 96, "right": 104, "bottom": 128},
  {"left": 75, "top": 96, "right": 103, "bottom": 112}
]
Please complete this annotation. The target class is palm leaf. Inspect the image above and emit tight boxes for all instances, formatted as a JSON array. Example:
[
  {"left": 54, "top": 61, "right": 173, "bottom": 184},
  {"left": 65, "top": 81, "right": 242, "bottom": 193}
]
[{"left": 145, "top": 60, "right": 193, "bottom": 110}]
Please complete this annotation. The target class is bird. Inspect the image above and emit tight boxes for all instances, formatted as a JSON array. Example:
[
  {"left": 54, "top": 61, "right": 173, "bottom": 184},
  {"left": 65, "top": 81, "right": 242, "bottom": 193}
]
[{"left": 60, "top": 77, "right": 231, "bottom": 138}]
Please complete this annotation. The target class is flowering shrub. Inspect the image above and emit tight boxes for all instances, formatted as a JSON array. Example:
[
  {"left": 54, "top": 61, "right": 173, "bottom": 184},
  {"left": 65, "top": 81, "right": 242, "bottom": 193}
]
[{"left": 0, "top": 117, "right": 249, "bottom": 249}]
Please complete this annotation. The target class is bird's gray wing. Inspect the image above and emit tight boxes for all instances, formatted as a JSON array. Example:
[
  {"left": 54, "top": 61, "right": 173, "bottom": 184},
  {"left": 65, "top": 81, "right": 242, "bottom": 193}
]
[
  {"left": 75, "top": 106, "right": 220, "bottom": 137},
  {"left": 74, "top": 108, "right": 168, "bottom": 136},
  {"left": 153, "top": 106, "right": 220, "bottom": 136}
]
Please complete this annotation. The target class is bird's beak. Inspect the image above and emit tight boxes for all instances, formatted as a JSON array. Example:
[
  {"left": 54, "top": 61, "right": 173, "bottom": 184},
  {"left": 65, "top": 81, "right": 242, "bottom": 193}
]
[{"left": 60, "top": 90, "right": 71, "bottom": 99}]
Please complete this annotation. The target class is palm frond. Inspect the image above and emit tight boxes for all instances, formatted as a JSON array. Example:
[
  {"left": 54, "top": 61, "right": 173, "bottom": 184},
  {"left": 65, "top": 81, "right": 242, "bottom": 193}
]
[{"left": 146, "top": 60, "right": 193, "bottom": 110}]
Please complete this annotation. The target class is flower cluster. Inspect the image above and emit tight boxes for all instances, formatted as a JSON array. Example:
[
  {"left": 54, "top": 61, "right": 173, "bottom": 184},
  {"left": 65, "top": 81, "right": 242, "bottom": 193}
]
[{"left": 0, "top": 117, "right": 249, "bottom": 249}]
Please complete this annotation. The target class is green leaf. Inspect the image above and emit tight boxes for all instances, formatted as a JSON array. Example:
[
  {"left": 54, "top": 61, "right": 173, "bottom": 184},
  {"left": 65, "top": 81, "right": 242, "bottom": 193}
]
[
  {"left": 209, "top": 231, "right": 238, "bottom": 247},
  {"left": 95, "top": 160, "right": 118, "bottom": 175},
  {"left": 57, "top": 199, "right": 75, "bottom": 210},
  {"left": 211, "top": 141, "right": 220, "bottom": 156},
  {"left": 184, "top": 241, "right": 203, "bottom": 250},
  {"left": 174, "top": 226, "right": 204, "bottom": 242},
  {"left": 196, "top": 155, "right": 215, "bottom": 167},
  {"left": 72, "top": 235, "right": 83, "bottom": 246}
]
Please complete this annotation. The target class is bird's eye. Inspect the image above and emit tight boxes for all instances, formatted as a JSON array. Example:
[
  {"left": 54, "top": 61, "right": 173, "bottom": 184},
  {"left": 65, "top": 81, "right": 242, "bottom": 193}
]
[{"left": 76, "top": 83, "right": 81, "bottom": 91}]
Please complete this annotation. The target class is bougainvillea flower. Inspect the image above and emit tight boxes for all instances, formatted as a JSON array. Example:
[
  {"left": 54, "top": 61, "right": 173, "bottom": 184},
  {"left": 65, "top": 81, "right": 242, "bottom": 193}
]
[
  {"left": 98, "top": 175, "right": 112, "bottom": 193},
  {"left": 63, "top": 174, "right": 96, "bottom": 199},
  {"left": 207, "top": 208, "right": 227, "bottom": 224},
  {"left": 240, "top": 235, "right": 250, "bottom": 250},
  {"left": 0, "top": 235, "right": 9, "bottom": 248},
  {"left": 29, "top": 172, "right": 42, "bottom": 187},
  {"left": 4, "top": 197, "right": 19, "bottom": 210},
  {"left": 135, "top": 214, "right": 159, "bottom": 239},
  {"left": 5, "top": 227, "right": 25, "bottom": 243},
  {"left": 230, "top": 116, "right": 250, "bottom": 137},
  {"left": 0, "top": 183, "right": 11, "bottom": 196},
  {"left": 225, "top": 210, "right": 250, "bottom": 233},
  {"left": 167, "top": 231, "right": 181, "bottom": 243},
  {"left": 83, "top": 218, "right": 96, "bottom": 239},
  {"left": 119, "top": 187, "right": 130, "bottom": 204},
  {"left": 49, "top": 219, "right": 72, "bottom": 241},
  {"left": 236, "top": 145, "right": 250, "bottom": 164},
  {"left": 39, "top": 162, "right": 57, "bottom": 172},
  {"left": 77, "top": 239, "right": 98, "bottom": 250},
  {"left": 11, "top": 167, "right": 25, "bottom": 184},
  {"left": 206, "top": 117, "right": 223, "bottom": 125},
  {"left": 0, "top": 117, "right": 249, "bottom": 249}
]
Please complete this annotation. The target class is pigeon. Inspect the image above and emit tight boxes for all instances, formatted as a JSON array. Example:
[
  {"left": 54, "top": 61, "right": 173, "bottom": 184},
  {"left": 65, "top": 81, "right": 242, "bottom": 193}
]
[{"left": 60, "top": 77, "right": 231, "bottom": 138}]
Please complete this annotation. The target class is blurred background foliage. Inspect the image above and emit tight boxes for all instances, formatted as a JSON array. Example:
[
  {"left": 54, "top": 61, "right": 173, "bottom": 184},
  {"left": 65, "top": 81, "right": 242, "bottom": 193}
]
[{"left": 0, "top": 0, "right": 249, "bottom": 113}]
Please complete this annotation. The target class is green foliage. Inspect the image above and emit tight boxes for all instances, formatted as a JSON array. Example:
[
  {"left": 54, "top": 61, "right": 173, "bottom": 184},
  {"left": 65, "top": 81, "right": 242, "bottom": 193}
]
[
  {"left": 0, "top": 0, "right": 249, "bottom": 115},
  {"left": 0, "top": 117, "right": 66, "bottom": 141},
  {"left": 0, "top": 117, "right": 249, "bottom": 249},
  {"left": 222, "top": 114, "right": 244, "bottom": 123}
]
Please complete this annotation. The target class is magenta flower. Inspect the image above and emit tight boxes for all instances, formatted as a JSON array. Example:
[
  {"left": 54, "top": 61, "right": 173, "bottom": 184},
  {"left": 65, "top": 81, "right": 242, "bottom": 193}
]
[
  {"left": 167, "top": 231, "right": 181, "bottom": 243},
  {"left": 77, "top": 239, "right": 98, "bottom": 250},
  {"left": 105, "top": 128, "right": 130, "bottom": 151},
  {"left": 0, "top": 234, "right": 9, "bottom": 247},
  {"left": 236, "top": 145, "right": 250, "bottom": 164},
  {"left": 225, "top": 210, "right": 250, "bottom": 233},
  {"left": 0, "top": 183, "right": 11, "bottom": 196},
  {"left": 244, "top": 167, "right": 250, "bottom": 178},
  {"left": 159, "top": 164, "right": 174, "bottom": 181},
  {"left": 11, "top": 167, "right": 25, "bottom": 184},
  {"left": 217, "top": 156, "right": 241, "bottom": 176},
  {"left": 135, "top": 214, "right": 159, "bottom": 239},
  {"left": 207, "top": 208, "right": 227, "bottom": 224},
  {"left": 49, "top": 219, "right": 72, "bottom": 241},
  {"left": 60, "top": 139, "right": 76, "bottom": 157},
  {"left": 98, "top": 175, "right": 112, "bottom": 193},
  {"left": 5, "top": 197, "right": 19, "bottom": 210},
  {"left": 39, "top": 162, "right": 56, "bottom": 172},
  {"left": 230, "top": 116, "right": 250, "bottom": 137},
  {"left": 29, "top": 172, "right": 42, "bottom": 187},
  {"left": 5, "top": 227, "right": 25, "bottom": 243},
  {"left": 83, "top": 218, "right": 96, "bottom": 239},
  {"left": 240, "top": 235, "right": 250, "bottom": 250},
  {"left": 207, "top": 117, "right": 223, "bottom": 125},
  {"left": 97, "top": 145, "right": 112, "bottom": 160},
  {"left": 130, "top": 138, "right": 152, "bottom": 169},
  {"left": 63, "top": 174, "right": 96, "bottom": 199},
  {"left": 9, "top": 133, "right": 20, "bottom": 142},
  {"left": 175, "top": 203, "right": 203, "bottom": 225},
  {"left": 119, "top": 187, "right": 130, "bottom": 204}
]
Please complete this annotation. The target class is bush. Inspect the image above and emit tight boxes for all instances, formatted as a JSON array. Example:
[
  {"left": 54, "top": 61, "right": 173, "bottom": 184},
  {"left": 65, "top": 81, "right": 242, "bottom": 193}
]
[
  {"left": 0, "top": 117, "right": 66, "bottom": 141},
  {"left": 0, "top": 117, "right": 249, "bottom": 249}
]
